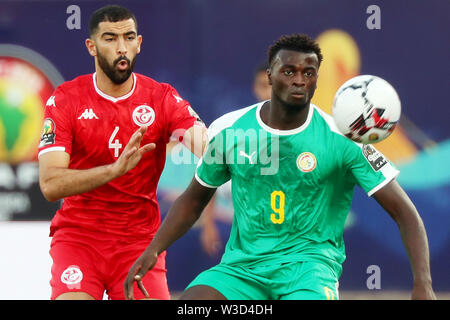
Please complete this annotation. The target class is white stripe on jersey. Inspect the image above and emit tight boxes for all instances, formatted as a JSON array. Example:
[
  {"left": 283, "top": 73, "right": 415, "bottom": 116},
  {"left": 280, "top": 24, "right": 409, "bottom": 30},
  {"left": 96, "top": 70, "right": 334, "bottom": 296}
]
[
  {"left": 38, "top": 146, "right": 66, "bottom": 158},
  {"left": 194, "top": 172, "right": 221, "bottom": 189}
]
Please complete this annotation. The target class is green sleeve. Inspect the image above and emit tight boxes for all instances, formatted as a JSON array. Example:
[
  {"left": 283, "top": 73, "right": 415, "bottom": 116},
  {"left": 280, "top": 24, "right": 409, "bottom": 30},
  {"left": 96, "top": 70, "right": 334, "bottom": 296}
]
[
  {"left": 195, "top": 131, "right": 231, "bottom": 188},
  {"left": 345, "top": 143, "right": 400, "bottom": 196}
]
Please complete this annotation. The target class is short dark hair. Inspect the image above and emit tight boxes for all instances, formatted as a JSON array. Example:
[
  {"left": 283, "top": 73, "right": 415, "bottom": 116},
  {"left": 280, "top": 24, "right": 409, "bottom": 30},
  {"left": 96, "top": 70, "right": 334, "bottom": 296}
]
[
  {"left": 267, "top": 34, "right": 323, "bottom": 67},
  {"left": 89, "top": 5, "right": 138, "bottom": 36}
]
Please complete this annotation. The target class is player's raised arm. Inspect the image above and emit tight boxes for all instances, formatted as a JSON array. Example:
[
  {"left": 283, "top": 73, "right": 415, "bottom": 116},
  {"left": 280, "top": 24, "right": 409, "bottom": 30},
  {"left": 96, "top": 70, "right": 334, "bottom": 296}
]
[
  {"left": 124, "top": 178, "right": 216, "bottom": 300},
  {"left": 373, "top": 180, "right": 436, "bottom": 300},
  {"left": 39, "top": 126, "right": 155, "bottom": 202},
  {"left": 181, "top": 124, "right": 208, "bottom": 158}
]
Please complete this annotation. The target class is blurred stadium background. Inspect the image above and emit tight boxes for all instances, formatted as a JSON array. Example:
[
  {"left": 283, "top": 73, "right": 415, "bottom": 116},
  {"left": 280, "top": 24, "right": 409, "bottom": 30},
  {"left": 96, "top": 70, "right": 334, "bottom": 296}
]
[{"left": 0, "top": 0, "right": 448, "bottom": 299}]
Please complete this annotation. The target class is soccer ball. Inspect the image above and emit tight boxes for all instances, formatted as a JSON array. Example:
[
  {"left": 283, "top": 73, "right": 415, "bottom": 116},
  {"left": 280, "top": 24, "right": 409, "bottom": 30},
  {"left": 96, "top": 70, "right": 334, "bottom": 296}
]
[{"left": 331, "top": 75, "right": 401, "bottom": 144}]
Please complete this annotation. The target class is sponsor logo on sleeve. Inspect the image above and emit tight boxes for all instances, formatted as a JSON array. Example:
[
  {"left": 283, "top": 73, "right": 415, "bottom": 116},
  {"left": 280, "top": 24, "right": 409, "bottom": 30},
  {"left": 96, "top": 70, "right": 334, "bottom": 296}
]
[
  {"left": 187, "top": 105, "right": 204, "bottom": 125},
  {"left": 39, "top": 118, "right": 56, "bottom": 147},
  {"left": 362, "top": 144, "right": 387, "bottom": 171}
]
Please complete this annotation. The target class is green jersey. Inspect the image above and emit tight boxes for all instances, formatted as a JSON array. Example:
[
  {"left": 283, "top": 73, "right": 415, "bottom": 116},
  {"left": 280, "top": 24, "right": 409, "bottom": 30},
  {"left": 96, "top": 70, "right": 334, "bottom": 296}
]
[{"left": 195, "top": 102, "right": 399, "bottom": 276}]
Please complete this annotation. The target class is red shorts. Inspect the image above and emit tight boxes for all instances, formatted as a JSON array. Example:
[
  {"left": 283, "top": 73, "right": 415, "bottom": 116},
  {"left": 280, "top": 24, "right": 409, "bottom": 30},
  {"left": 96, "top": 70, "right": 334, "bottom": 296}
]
[{"left": 49, "top": 229, "right": 170, "bottom": 300}]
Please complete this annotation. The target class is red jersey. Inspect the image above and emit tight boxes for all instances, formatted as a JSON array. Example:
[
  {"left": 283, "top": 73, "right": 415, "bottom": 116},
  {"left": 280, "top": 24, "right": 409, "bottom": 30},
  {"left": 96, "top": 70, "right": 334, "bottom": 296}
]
[{"left": 38, "top": 73, "right": 203, "bottom": 239}]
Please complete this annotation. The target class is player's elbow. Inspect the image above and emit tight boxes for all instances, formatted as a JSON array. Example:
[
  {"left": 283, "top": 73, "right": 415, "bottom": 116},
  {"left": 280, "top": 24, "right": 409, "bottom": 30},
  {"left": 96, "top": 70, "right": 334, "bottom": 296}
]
[
  {"left": 396, "top": 206, "right": 424, "bottom": 231},
  {"left": 39, "top": 179, "right": 61, "bottom": 202}
]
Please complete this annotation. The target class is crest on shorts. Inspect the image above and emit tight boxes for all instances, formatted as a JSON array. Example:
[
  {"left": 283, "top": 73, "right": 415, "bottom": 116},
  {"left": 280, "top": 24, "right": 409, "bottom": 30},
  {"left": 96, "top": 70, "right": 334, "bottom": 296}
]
[
  {"left": 61, "top": 265, "right": 83, "bottom": 289},
  {"left": 132, "top": 105, "right": 155, "bottom": 127},
  {"left": 297, "top": 152, "right": 316, "bottom": 172}
]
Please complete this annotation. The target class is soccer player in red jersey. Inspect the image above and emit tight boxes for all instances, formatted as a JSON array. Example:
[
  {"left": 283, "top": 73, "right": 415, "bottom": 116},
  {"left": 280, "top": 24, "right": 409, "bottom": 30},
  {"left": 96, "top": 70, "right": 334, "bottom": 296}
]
[{"left": 38, "top": 5, "right": 207, "bottom": 300}]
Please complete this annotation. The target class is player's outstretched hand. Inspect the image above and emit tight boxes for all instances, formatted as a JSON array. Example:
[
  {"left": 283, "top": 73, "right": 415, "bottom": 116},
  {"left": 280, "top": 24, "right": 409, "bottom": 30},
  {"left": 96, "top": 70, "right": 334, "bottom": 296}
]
[
  {"left": 124, "top": 248, "right": 158, "bottom": 300},
  {"left": 112, "top": 126, "right": 155, "bottom": 178}
]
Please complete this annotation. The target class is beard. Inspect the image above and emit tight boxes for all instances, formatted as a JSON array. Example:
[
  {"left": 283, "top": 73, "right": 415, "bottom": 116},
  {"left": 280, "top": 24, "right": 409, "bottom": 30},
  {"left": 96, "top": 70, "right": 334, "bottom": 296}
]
[{"left": 96, "top": 48, "right": 136, "bottom": 85}]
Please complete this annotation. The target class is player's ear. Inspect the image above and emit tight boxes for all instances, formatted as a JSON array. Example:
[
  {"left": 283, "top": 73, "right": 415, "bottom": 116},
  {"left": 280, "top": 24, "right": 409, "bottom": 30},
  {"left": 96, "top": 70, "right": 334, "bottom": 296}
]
[
  {"left": 267, "top": 68, "right": 272, "bottom": 85},
  {"left": 136, "top": 35, "right": 142, "bottom": 54},
  {"left": 85, "top": 38, "right": 97, "bottom": 57}
]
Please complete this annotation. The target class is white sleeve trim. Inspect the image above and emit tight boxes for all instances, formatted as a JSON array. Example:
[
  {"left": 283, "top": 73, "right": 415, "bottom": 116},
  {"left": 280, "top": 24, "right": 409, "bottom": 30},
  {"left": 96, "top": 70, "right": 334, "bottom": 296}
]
[
  {"left": 194, "top": 172, "right": 220, "bottom": 189},
  {"left": 38, "top": 146, "right": 66, "bottom": 158},
  {"left": 367, "top": 168, "right": 400, "bottom": 197}
]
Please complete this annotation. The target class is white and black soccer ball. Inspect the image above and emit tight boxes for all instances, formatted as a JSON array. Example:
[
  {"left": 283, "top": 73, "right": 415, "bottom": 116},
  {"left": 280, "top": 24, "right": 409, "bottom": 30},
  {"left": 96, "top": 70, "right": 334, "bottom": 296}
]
[{"left": 332, "top": 75, "right": 401, "bottom": 144}]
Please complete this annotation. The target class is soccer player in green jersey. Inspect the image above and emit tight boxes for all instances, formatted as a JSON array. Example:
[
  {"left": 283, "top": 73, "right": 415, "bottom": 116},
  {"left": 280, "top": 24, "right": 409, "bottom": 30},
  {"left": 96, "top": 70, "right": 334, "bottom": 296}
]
[{"left": 124, "top": 34, "right": 436, "bottom": 300}]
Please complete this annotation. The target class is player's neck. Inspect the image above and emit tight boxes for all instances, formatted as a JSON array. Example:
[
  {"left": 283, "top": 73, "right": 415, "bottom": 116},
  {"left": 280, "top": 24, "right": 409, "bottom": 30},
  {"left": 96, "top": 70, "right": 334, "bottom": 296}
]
[
  {"left": 261, "top": 99, "right": 310, "bottom": 131},
  {"left": 94, "top": 69, "right": 134, "bottom": 98}
]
